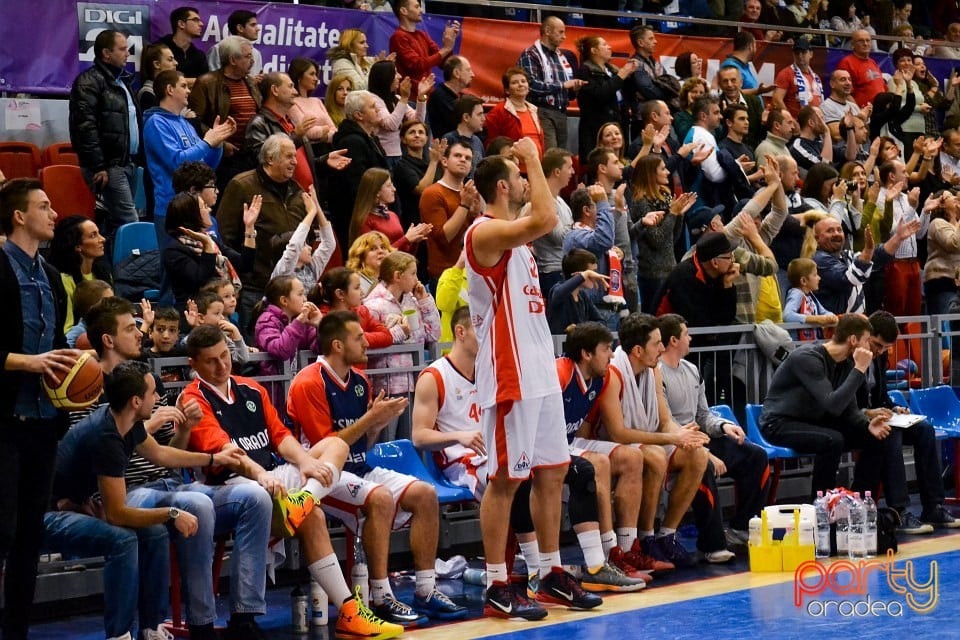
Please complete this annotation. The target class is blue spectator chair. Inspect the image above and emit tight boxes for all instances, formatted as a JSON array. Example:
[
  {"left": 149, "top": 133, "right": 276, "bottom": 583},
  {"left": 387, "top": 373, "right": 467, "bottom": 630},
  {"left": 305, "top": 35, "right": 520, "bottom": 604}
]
[
  {"left": 112, "top": 222, "right": 161, "bottom": 302},
  {"left": 905, "top": 386, "right": 960, "bottom": 504},
  {"left": 743, "top": 404, "right": 800, "bottom": 504},
  {"left": 367, "top": 439, "right": 475, "bottom": 504}
]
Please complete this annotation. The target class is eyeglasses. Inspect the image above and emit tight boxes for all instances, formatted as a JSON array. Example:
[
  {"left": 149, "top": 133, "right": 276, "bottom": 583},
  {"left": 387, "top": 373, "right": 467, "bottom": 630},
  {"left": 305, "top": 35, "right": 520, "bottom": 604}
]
[
  {"left": 203, "top": 183, "right": 218, "bottom": 191},
  {"left": 715, "top": 254, "right": 734, "bottom": 262},
  {"left": 186, "top": 17, "right": 202, "bottom": 23}
]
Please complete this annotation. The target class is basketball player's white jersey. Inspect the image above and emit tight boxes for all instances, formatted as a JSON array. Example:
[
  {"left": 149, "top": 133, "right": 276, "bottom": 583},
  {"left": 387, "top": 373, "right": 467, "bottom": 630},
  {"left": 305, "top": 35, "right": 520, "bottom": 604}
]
[
  {"left": 465, "top": 216, "right": 561, "bottom": 409},
  {"left": 419, "top": 356, "right": 485, "bottom": 467}
]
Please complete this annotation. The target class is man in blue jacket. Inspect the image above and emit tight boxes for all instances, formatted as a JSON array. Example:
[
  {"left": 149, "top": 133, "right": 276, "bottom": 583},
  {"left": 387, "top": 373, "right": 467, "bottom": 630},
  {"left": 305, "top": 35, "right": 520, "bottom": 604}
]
[{"left": 143, "top": 69, "right": 234, "bottom": 245}]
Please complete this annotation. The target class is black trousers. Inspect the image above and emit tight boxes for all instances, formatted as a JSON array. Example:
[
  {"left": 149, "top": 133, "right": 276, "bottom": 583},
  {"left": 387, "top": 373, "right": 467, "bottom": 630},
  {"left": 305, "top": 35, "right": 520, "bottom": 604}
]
[
  {"left": 0, "top": 419, "right": 60, "bottom": 640},
  {"left": 854, "top": 419, "right": 945, "bottom": 512},
  {"left": 761, "top": 417, "right": 889, "bottom": 499},
  {"left": 706, "top": 436, "right": 771, "bottom": 531}
]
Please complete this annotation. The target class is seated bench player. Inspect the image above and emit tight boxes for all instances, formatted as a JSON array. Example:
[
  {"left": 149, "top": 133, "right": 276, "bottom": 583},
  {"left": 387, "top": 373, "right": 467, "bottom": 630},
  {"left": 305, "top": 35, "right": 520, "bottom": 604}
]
[
  {"left": 180, "top": 325, "right": 404, "bottom": 640},
  {"left": 287, "top": 310, "right": 469, "bottom": 625}
]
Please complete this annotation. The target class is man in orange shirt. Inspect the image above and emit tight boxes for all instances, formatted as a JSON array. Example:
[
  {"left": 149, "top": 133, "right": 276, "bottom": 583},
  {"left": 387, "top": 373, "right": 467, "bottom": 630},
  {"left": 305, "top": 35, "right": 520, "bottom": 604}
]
[{"left": 419, "top": 140, "right": 483, "bottom": 289}]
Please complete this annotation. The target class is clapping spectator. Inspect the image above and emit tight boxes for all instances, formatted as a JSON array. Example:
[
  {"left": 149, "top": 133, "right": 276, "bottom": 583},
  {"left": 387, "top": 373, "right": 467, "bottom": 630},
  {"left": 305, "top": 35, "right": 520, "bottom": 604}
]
[
  {"left": 350, "top": 167, "right": 432, "bottom": 251},
  {"left": 888, "top": 48, "right": 928, "bottom": 151},
  {"left": 164, "top": 192, "right": 258, "bottom": 308},
  {"left": 575, "top": 36, "right": 638, "bottom": 164},
  {"left": 629, "top": 156, "right": 698, "bottom": 312},
  {"left": 270, "top": 187, "right": 338, "bottom": 292},
  {"left": 289, "top": 58, "right": 338, "bottom": 146},
  {"left": 193, "top": 290, "right": 250, "bottom": 365},
  {"left": 394, "top": 122, "right": 442, "bottom": 234},
  {"left": 368, "top": 60, "right": 431, "bottom": 167}
]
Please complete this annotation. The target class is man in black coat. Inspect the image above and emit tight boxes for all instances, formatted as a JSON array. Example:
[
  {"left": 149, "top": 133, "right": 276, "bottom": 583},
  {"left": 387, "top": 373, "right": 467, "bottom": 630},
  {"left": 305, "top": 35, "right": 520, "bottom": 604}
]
[
  {"left": 69, "top": 30, "right": 141, "bottom": 237},
  {"left": 0, "top": 178, "right": 78, "bottom": 640},
  {"left": 329, "top": 90, "right": 389, "bottom": 246}
]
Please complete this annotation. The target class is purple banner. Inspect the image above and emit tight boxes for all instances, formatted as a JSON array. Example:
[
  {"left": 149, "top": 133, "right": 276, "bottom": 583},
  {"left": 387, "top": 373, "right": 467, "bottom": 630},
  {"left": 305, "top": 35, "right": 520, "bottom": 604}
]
[{"left": 0, "top": 0, "right": 453, "bottom": 95}]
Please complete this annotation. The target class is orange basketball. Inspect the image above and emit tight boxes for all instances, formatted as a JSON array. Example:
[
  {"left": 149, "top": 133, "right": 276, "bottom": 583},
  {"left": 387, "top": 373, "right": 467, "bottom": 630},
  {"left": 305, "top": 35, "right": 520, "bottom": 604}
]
[{"left": 42, "top": 352, "right": 103, "bottom": 410}]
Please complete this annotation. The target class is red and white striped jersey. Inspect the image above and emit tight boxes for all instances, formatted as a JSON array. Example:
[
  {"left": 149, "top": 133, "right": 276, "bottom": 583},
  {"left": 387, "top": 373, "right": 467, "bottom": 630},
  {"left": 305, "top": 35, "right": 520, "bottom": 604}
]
[{"left": 465, "top": 216, "right": 561, "bottom": 408}]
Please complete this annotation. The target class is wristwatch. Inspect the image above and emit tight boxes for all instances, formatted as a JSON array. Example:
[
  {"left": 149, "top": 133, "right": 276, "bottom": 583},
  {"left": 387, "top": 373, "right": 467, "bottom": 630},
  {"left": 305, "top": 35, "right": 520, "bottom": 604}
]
[
  {"left": 168, "top": 507, "right": 180, "bottom": 521},
  {"left": 245, "top": 230, "right": 258, "bottom": 239}
]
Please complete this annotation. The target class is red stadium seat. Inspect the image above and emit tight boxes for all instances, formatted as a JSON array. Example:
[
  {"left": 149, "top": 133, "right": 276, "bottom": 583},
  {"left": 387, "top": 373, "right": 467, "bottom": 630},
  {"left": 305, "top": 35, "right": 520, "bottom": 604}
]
[
  {"left": 40, "top": 164, "right": 96, "bottom": 222},
  {"left": 0, "top": 141, "right": 41, "bottom": 179},
  {"left": 42, "top": 142, "right": 79, "bottom": 167}
]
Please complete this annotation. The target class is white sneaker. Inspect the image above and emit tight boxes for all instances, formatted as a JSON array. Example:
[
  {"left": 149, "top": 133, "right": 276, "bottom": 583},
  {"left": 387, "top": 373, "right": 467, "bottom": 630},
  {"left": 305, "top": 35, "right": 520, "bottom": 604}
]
[
  {"left": 107, "top": 633, "right": 132, "bottom": 640},
  {"left": 704, "top": 549, "right": 736, "bottom": 564},
  {"left": 140, "top": 625, "right": 174, "bottom": 640}
]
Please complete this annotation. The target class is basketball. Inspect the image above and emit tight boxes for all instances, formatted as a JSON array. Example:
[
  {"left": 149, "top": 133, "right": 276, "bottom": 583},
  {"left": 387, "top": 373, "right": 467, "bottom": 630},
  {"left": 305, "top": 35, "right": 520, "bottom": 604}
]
[
  {"left": 42, "top": 352, "right": 103, "bottom": 410},
  {"left": 74, "top": 332, "right": 91, "bottom": 350}
]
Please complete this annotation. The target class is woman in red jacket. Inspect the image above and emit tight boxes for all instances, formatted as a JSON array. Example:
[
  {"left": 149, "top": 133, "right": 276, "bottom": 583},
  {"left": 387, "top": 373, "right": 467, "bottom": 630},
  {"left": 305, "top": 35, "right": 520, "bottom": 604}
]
[
  {"left": 348, "top": 167, "right": 432, "bottom": 251},
  {"left": 484, "top": 66, "right": 545, "bottom": 159}
]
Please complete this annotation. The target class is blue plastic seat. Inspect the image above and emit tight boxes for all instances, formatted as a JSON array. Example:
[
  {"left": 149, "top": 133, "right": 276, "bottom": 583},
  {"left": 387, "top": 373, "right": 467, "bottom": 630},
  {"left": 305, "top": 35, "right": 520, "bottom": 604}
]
[
  {"left": 367, "top": 439, "right": 475, "bottom": 504},
  {"left": 743, "top": 404, "right": 799, "bottom": 459},
  {"left": 888, "top": 389, "right": 909, "bottom": 409},
  {"left": 907, "top": 386, "right": 960, "bottom": 434},
  {"left": 112, "top": 222, "right": 161, "bottom": 301}
]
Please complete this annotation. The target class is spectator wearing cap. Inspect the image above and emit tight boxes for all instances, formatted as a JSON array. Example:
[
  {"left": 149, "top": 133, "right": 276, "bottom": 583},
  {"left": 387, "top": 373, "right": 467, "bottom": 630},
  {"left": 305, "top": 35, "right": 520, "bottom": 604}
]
[
  {"left": 655, "top": 232, "right": 739, "bottom": 329},
  {"left": 656, "top": 231, "right": 742, "bottom": 406},
  {"left": 772, "top": 39, "right": 824, "bottom": 121}
]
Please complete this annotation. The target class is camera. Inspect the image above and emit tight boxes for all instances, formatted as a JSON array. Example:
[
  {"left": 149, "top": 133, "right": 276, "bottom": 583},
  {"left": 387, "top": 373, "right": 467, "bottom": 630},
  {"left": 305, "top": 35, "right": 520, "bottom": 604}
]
[{"left": 845, "top": 180, "right": 858, "bottom": 191}]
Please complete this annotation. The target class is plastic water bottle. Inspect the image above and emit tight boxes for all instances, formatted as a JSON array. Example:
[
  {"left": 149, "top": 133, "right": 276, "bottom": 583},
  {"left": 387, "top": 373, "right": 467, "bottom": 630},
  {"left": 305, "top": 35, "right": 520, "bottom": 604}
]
[
  {"left": 814, "top": 491, "right": 831, "bottom": 558},
  {"left": 848, "top": 492, "right": 867, "bottom": 559},
  {"left": 834, "top": 495, "right": 850, "bottom": 556},
  {"left": 462, "top": 568, "right": 487, "bottom": 586},
  {"left": 863, "top": 491, "right": 878, "bottom": 558},
  {"left": 311, "top": 580, "right": 329, "bottom": 626},
  {"left": 748, "top": 515, "right": 762, "bottom": 546},
  {"left": 350, "top": 536, "right": 369, "bottom": 605},
  {"left": 291, "top": 585, "right": 309, "bottom": 633}
]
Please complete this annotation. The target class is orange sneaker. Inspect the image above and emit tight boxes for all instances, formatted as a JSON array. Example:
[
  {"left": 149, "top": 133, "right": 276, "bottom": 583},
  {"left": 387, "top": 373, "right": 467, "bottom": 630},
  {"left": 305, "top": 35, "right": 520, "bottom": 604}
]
[
  {"left": 272, "top": 489, "right": 315, "bottom": 538},
  {"left": 336, "top": 587, "right": 404, "bottom": 639}
]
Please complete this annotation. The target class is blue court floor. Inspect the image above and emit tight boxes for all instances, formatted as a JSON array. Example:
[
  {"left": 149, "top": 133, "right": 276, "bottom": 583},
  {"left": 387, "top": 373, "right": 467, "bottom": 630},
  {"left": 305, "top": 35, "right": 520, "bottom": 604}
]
[{"left": 27, "top": 532, "right": 960, "bottom": 639}]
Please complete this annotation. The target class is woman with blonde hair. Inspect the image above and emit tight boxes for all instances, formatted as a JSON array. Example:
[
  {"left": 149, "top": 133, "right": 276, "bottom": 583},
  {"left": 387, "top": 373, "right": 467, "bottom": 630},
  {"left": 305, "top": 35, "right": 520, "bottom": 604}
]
[
  {"left": 329, "top": 28, "right": 377, "bottom": 90},
  {"left": 325, "top": 74, "right": 355, "bottom": 127},
  {"left": 349, "top": 167, "right": 431, "bottom": 250},
  {"left": 346, "top": 230, "right": 394, "bottom": 297}
]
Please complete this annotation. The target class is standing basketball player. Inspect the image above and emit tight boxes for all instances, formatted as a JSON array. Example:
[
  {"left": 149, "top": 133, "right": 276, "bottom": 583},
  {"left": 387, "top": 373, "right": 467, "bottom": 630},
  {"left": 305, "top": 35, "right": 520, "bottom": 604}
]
[{"left": 466, "top": 138, "right": 601, "bottom": 619}]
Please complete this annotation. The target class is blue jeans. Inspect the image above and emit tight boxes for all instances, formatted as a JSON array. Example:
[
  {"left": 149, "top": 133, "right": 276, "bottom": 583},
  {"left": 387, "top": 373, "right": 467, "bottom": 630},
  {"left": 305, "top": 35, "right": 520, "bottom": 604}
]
[
  {"left": 83, "top": 163, "right": 139, "bottom": 237},
  {"left": 43, "top": 511, "right": 168, "bottom": 638},
  {"left": 126, "top": 478, "right": 272, "bottom": 625}
]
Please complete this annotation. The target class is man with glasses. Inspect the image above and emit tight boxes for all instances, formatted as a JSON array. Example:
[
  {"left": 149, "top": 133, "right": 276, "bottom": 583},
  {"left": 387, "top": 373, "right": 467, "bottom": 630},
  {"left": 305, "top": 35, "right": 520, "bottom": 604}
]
[
  {"left": 161, "top": 6, "right": 210, "bottom": 87},
  {"left": 143, "top": 69, "right": 235, "bottom": 245},
  {"left": 855, "top": 311, "right": 960, "bottom": 533},
  {"left": 655, "top": 232, "right": 740, "bottom": 406}
]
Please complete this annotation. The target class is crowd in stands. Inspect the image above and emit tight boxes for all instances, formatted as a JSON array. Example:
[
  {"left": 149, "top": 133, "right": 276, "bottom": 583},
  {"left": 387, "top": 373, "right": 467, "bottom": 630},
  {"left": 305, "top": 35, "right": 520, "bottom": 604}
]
[{"left": 8, "top": 0, "right": 960, "bottom": 638}]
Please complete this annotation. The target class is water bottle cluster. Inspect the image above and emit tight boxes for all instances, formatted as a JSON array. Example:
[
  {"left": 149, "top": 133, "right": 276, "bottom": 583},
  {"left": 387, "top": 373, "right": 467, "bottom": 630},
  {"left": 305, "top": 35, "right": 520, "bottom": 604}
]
[{"left": 814, "top": 489, "right": 878, "bottom": 559}]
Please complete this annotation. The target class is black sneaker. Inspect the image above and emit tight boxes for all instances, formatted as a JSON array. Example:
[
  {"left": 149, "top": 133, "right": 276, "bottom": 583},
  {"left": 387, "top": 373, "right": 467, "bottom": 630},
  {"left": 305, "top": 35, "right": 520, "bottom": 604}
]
[
  {"left": 536, "top": 567, "right": 603, "bottom": 610},
  {"left": 899, "top": 510, "right": 934, "bottom": 534},
  {"left": 484, "top": 580, "right": 548, "bottom": 621},
  {"left": 654, "top": 533, "right": 697, "bottom": 568},
  {"left": 223, "top": 618, "right": 266, "bottom": 640},
  {"left": 371, "top": 595, "right": 428, "bottom": 626},
  {"left": 921, "top": 505, "right": 960, "bottom": 528}
]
